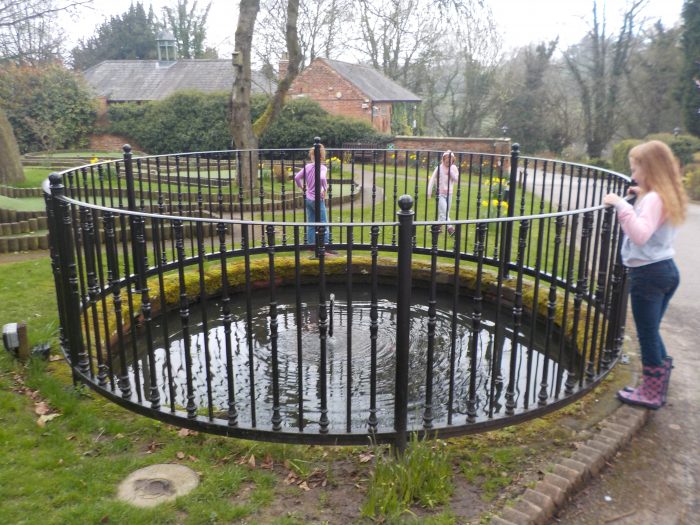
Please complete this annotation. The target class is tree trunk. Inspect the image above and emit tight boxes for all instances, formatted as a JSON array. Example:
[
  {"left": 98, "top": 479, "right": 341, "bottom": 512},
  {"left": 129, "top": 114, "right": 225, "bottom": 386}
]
[
  {"left": 0, "top": 107, "right": 24, "bottom": 185},
  {"left": 231, "top": 0, "right": 261, "bottom": 192},
  {"left": 231, "top": 0, "right": 301, "bottom": 194}
]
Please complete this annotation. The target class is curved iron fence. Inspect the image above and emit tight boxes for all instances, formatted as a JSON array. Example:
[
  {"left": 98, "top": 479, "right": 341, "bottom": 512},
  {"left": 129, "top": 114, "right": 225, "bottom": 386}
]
[{"left": 44, "top": 142, "right": 630, "bottom": 450}]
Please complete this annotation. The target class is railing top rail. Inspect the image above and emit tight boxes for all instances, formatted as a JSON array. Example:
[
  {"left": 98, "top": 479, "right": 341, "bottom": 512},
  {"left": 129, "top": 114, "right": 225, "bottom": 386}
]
[{"left": 49, "top": 187, "right": 611, "bottom": 227}]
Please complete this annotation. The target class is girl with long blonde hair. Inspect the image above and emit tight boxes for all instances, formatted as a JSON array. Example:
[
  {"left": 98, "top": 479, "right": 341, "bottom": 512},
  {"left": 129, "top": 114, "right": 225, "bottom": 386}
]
[{"left": 604, "top": 140, "right": 688, "bottom": 409}]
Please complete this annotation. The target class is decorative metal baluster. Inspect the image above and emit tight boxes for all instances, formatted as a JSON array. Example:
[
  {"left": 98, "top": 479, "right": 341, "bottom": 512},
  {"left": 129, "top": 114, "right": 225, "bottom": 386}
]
[
  {"left": 281, "top": 158, "right": 288, "bottom": 246},
  {"left": 217, "top": 221, "right": 238, "bottom": 427},
  {"left": 538, "top": 213, "right": 564, "bottom": 406},
  {"left": 569, "top": 211, "right": 594, "bottom": 392},
  {"left": 196, "top": 221, "right": 213, "bottom": 419},
  {"left": 80, "top": 196, "right": 103, "bottom": 384},
  {"left": 554, "top": 213, "right": 579, "bottom": 398},
  {"left": 174, "top": 219, "right": 196, "bottom": 419},
  {"left": 391, "top": 152, "right": 399, "bottom": 246},
  {"left": 346, "top": 225, "right": 354, "bottom": 433},
  {"left": 447, "top": 224, "right": 462, "bottom": 425},
  {"left": 104, "top": 211, "right": 130, "bottom": 399},
  {"left": 505, "top": 219, "right": 529, "bottom": 415},
  {"left": 242, "top": 223, "right": 256, "bottom": 426},
  {"left": 318, "top": 224, "right": 330, "bottom": 435},
  {"left": 467, "top": 222, "right": 487, "bottom": 423},
  {"left": 266, "top": 225, "right": 282, "bottom": 431},
  {"left": 138, "top": 215, "right": 160, "bottom": 411},
  {"left": 293, "top": 227, "right": 304, "bottom": 430},
  {"left": 525, "top": 213, "right": 547, "bottom": 408},
  {"left": 152, "top": 217, "right": 175, "bottom": 411},
  {"left": 367, "top": 225, "right": 380, "bottom": 434},
  {"left": 591, "top": 206, "right": 614, "bottom": 374},
  {"left": 423, "top": 222, "right": 440, "bottom": 429},
  {"left": 258, "top": 154, "right": 266, "bottom": 248}
]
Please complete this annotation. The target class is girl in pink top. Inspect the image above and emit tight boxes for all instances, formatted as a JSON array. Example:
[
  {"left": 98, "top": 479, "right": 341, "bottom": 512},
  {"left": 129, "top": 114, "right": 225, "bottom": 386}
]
[
  {"left": 604, "top": 140, "right": 688, "bottom": 409},
  {"left": 294, "top": 143, "right": 332, "bottom": 251},
  {"left": 427, "top": 150, "right": 460, "bottom": 236}
]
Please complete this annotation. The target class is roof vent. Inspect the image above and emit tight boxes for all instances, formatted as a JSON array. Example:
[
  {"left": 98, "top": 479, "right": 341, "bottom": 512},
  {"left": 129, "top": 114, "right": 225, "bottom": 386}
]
[{"left": 157, "top": 30, "right": 177, "bottom": 64}]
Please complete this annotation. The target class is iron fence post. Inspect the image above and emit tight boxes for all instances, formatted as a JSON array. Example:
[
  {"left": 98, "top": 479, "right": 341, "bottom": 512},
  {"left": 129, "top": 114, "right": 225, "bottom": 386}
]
[
  {"left": 395, "top": 195, "right": 414, "bottom": 454},
  {"left": 49, "top": 173, "right": 85, "bottom": 378},
  {"left": 123, "top": 144, "right": 146, "bottom": 291},
  {"left": 499, "top": 143, "right": 519, "bottom": 279},
  {"left": 314, "top": 136, "right": 322, "bottom": 256},
  {"left": 44, "top": 175, "right": 68, "bottom": 352}
]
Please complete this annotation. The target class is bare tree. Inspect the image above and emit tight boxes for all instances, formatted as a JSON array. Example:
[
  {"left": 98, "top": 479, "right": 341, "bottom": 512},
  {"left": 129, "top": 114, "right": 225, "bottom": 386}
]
[
  {"left": 564, "top": 0, "right": 645, "bottom": 158},
  {"left": 255, "top": 0, "right": 351, "bottom": 70},
  {"left": 419, "top": 0, "right": 501, "bottom": 136},
  {"left": 0, "top": 0, "right": 90, "bottom": 63}
]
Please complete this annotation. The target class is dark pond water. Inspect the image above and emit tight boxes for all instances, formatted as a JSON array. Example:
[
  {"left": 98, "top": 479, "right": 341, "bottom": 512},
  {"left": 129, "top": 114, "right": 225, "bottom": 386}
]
[{"left": 125, "top": 284, "right": 577, "bottom": 433}]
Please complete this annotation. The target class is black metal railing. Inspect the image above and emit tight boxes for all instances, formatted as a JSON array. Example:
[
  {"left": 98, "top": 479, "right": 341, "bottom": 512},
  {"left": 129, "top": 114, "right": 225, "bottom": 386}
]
[{"left": 44, "top": 142, "right": 630, "bottom": 451}]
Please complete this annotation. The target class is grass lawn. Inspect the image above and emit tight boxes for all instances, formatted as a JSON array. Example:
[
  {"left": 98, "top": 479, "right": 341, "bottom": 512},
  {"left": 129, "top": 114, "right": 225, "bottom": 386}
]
[
  {"left": 0, "top": 195, "right": 46, "bottom": 212},
  {"left": 0, "top": 248, "right": 623, "bottom": 524}
]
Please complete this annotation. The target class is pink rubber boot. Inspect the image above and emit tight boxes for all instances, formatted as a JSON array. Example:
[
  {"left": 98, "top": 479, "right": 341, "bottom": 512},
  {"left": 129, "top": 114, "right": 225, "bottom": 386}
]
[{"left": 617, "top": 365, "right": 665, "bottom": 409}]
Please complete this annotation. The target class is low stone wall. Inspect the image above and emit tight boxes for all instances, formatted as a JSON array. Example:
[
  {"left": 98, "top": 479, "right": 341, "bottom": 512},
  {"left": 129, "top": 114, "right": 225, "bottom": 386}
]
[
  {"left": 391, "top": 136, "right": 511, "bottom": 157},
  {"left": 0, "top": 186, "right": 44, "bottom": 198}
]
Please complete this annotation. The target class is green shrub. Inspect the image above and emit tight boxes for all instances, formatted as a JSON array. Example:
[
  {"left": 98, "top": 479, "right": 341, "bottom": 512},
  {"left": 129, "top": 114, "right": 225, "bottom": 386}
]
[
  {"left": 108, "top": 94, "right": 386, "bottom": 153},
  {"left": 644, "top": 132, "right": 700, "bottom": 166},
  {"left": 258, "top": 97, "right": 387, "bottom": 150},
  {"left": 0, "top": 64, "right": 97, "bottom": 154},
  {"left": 684, "top": 163, "right": 700, "bottom": 200},
  {"left": 611, "top": 139, "right": 642, "bottom": 174},
  {"left": 362, "top": 434, "right": 453, "bottom": 521},
  {"left": 108, "top": 91, "right": 232, "bottom": 154}
]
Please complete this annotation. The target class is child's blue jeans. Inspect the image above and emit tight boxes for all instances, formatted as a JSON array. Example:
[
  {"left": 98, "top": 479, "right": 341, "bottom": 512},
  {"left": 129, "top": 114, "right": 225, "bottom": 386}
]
[
  {"left": 627, "top": 259, "right": 679, "bottom": 367},
  {"left": 305, "top": 198, "right": 329, "bottom": 245}
]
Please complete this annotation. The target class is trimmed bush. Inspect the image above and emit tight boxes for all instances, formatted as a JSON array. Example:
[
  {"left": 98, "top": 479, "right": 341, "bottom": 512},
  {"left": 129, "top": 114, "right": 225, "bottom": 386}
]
[
  {"left": 611, "top": 139, "right": 642, "bottom": 174},
  {"left": 684, "top": 163, "right": 700, "bottom": 200},
  {"left": 644, "top": 132, "right": 700, "bottom": 166},
  {"left": 108, "top": 91, "right": 232, "bottom": 154}
]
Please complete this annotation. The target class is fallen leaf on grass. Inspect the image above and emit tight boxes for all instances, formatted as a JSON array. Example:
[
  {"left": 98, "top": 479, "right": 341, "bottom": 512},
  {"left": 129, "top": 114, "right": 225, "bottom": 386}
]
[
  {"left": 176, "top": 451, "right": 186, "bottom": 460},
  {"left": 34, "top": 401, "right": 50, "bottom": 415},
  {"left": 298, "top": 481, "right": 310, "bottom": 492},
  {"left": 261, "top": 454, "right": 273, "bottom": 469},
  {"left": 177, "top": 428, "right": 199, "bottom": 437},
  {"left": 37, "top": 413, "right": 60, "bottom": 427},
  {"left": 358, "top": 451, "right": 374, "bottom": 463},
  {"left": 247, "top": 454, "right": 256, "bottom": 468},
  {"left": 49, "top": 355, "right": 63, "bottom": 362},
  {"left": 187, "top": 455, "right": 198, "bottom": 462}
]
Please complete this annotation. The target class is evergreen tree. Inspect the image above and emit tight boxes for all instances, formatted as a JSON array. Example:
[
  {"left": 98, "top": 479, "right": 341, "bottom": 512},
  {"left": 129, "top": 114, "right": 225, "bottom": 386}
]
[
  {"left": 680, "top": 0, "right": 700, "bottom": 136},
  {"left": 71, "top": 2, "right": 159, "bottom": 70}
]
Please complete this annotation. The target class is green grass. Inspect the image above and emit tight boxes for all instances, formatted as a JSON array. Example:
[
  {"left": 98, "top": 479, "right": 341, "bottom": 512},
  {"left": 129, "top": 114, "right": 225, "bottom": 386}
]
[
  {"left": 0, "top": 195, "right": 46, "bottom": 212},
  {"left": 362, "top": 434, "right": 454, "bottom": 522}
]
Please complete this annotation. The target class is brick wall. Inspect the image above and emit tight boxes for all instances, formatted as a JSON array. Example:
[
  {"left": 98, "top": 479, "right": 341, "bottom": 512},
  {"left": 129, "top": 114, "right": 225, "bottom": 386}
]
[
  {"left": 392, "top": 136, "right": 511, "bottom": 157},
  {"left": 289, "top": 60, "right": 393, "bottom": 133},
  {"left": 89, "top": 134, "right": 142, "bottom": 153}
]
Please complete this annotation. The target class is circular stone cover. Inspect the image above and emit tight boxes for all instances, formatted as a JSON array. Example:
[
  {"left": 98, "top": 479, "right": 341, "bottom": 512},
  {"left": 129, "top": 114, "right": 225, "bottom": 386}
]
[{"left": 117, "top": 464, "right": 199, "bottom": 507}]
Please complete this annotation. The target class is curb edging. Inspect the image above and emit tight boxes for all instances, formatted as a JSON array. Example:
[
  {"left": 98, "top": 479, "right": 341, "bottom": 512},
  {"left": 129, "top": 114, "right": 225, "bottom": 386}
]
[{"left": 490, "top": 404, "right": 649, "bottom": 525}]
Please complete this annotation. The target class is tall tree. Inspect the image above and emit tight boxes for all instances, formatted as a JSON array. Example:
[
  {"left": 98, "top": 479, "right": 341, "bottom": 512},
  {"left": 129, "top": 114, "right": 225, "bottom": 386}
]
[
  {"left": 231, "top": 0, "right": 301, "bottom": 190},
  {"left": 1, "top": 0, "right": 91, "bottom": 184},
  {"left": 162, "top": 0, "right": 211, "bottom": 59},
  {"left": 622, "top": 23, "right": 683, "bottom": 137},
  {"left": 71, "top": 2, "right": 158, "bottom": 70},
  {"left": 0, "top": 105, "right": 22, "bottom": 184},
  {"left": 680, "top": 0, "right": 700, "bottom": 136},
  {"left": 564, "top": 0, "right": 644, "bottom": 158}
]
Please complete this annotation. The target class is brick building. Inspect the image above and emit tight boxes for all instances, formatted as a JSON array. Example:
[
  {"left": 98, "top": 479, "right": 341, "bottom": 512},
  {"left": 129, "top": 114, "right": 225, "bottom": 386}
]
[{"left": 287, "top": 58, "right": 421, "bottom": 134}]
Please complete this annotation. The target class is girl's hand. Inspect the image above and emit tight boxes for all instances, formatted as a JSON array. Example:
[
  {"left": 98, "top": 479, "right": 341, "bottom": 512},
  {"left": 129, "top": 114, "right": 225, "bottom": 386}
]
[
  {"left": 627, "top": 185, "right": 641, "bottom": 196},
  {"left": 603, "top": 193, "right": 622, "bottom": 207}
]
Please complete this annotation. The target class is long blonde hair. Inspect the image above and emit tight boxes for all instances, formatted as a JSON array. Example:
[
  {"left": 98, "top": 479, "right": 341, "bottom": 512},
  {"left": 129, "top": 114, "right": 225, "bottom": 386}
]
[
  {"left": 628, "top": 140, "right": 688, "bottom": 225},
  {"left": 308, "top": 144, "right": 326, "bottom": 164}
]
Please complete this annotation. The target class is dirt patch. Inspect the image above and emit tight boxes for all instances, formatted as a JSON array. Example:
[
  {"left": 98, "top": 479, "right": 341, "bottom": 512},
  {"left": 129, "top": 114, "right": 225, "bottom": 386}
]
[{"left": 0, "top": 249, "right": 50, "bottom": 264}]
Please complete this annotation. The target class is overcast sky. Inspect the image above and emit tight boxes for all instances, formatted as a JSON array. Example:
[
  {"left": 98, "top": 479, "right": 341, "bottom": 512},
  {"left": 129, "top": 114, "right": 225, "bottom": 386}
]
[{"left": 59, "top": 0, "right": 685, "bottom": 60}]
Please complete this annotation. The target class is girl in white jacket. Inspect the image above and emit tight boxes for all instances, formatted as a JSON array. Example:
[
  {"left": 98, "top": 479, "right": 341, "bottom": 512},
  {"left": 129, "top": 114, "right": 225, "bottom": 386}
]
[{"left": 427, "top": 150, "right": 460, "bottom": 236}]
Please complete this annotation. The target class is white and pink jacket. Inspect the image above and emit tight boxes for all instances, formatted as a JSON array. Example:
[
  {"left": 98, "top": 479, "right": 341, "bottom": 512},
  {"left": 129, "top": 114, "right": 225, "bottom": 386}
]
[{"left": 614, "top": 191, "right": 677, "bottom": 267}]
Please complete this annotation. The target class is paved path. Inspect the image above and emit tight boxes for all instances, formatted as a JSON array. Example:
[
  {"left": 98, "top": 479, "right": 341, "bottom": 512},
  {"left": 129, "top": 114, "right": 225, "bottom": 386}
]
[{"left": 554, "top": 201, "right": 700, "bottom": 524}]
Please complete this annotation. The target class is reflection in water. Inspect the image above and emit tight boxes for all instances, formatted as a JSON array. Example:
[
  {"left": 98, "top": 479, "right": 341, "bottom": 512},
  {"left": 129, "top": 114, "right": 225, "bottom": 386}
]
[{"left": 125, "top": 285, "right": 576, "bottom": 433}]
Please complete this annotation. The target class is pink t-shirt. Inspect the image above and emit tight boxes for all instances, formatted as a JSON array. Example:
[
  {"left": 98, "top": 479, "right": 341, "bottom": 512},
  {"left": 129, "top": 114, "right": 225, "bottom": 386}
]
[
  {"left": 427, "top": 164, "right": 459, "bottom": 196},
  {"left": 294, "top": 163, "right": 328, "bottom": 200}
]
